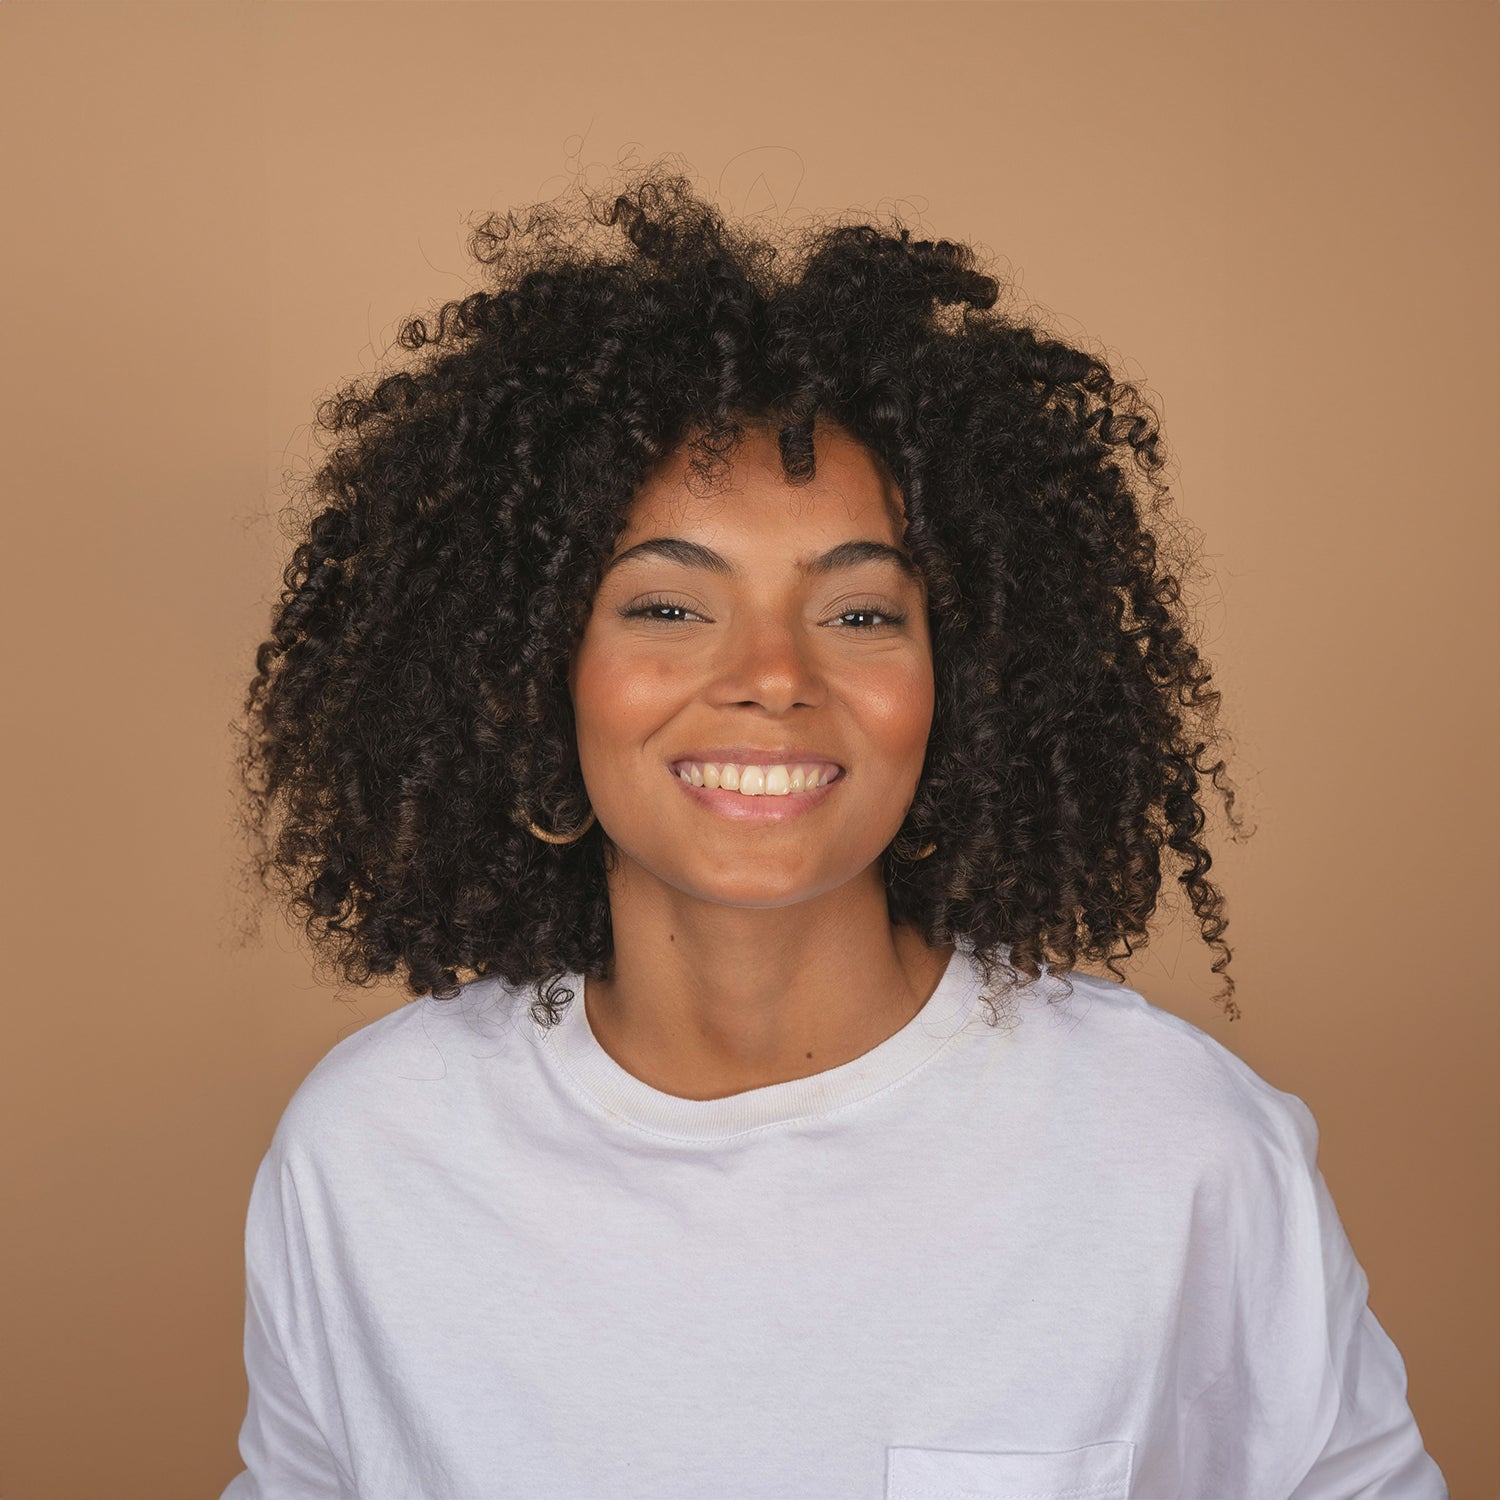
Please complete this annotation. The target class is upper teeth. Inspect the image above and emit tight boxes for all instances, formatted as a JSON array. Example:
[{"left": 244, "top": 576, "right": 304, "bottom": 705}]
[{"left": 674, "top": 762, "right": 840, "bottom": 796}]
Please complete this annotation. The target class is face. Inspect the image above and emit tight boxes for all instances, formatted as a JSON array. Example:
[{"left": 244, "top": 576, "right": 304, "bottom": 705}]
[{"left": 567, "top": 419, "right": 935, "bottom": 908}]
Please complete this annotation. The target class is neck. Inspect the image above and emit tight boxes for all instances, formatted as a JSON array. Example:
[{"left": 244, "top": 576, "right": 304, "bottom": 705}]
[{"left": 584, "top": 860, "right": 954, "bottom": 1101}]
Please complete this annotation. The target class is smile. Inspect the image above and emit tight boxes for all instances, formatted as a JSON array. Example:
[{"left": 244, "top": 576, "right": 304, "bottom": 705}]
[
  {"left": 666, "top": 761, "right": 845, "bottom": 821},
  {"left": 670, "top": 760, "right": 843, "bottom": 796}
]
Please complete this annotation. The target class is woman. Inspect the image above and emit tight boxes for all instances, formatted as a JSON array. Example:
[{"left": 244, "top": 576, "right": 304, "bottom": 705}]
[{"left": 222, "top": 165, "right": 1446, "bottom": 1498}]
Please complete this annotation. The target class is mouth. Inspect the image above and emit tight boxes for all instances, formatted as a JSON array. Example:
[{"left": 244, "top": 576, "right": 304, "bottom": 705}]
[
  {"left": 667, "top": 759, "right": 845, "bottom": 794},
  {"left": 665, "top": 759, "right": 846, "bottom": 820}
]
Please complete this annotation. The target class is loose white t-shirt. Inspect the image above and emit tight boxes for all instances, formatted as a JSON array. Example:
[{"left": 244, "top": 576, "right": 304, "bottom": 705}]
[{"left": 220, "top": 941, "right": 1447, "bottom": 1499}]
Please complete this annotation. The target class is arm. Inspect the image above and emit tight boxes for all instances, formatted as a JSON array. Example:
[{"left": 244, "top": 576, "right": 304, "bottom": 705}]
[
  {"left": 1284, "top": 1298, "right": 1448, "bottom": 1500},
  {"left": 219, "top": 1146, "right": 353, "bottom": 1499},
  {"left": 1179, "top": 1087, "right": 1447, "bottom": 1499},
  {"left": 1183, "top": 1281, "right": 1448, "bottom": 1500}
]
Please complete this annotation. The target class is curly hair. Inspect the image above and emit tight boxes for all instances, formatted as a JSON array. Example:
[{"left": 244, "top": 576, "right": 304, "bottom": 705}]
[{"left": 234, "top": 158, "right": 1250, "bottom": 1030}]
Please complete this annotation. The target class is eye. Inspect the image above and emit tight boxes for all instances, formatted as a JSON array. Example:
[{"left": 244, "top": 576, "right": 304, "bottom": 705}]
[
  {"left": 834, "top": 604, "right": 907, "bottom": 630},
  {"left": 616, "top": 597, "right": 908, "bottom": 630},
  {"left": 618, "top": 595, "right": 702, "bottom": 624}
]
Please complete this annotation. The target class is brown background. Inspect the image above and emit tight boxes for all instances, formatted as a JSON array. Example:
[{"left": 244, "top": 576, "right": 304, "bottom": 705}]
[{"left": 1, "top": 3, "right": 1494, "bottom": 1496}]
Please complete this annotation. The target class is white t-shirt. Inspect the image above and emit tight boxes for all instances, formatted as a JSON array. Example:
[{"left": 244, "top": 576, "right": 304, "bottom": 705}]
[{"left": 220, "top": 940, "right": 1447, "bottom": 1499}]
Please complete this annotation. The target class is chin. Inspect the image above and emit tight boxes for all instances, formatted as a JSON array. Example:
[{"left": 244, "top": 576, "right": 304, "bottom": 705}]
[{"left": 660, "top": 852, "right": 864, "bottom": 906}]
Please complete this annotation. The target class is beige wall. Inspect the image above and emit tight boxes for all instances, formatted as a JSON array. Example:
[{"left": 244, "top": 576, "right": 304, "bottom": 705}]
[{"left": 1, "top": 2, "right": 1494, "bottom": 1495}]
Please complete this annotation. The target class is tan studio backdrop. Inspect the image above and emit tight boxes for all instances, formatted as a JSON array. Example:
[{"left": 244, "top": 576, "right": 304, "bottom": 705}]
[{"left": 0, "top": 2, "right": 1494, "bottom": 1497}]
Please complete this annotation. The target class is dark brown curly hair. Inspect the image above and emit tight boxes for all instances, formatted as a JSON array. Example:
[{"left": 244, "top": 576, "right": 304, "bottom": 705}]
[{"left": 234, "top": 159, "right": 1249, "bottom": 1030}]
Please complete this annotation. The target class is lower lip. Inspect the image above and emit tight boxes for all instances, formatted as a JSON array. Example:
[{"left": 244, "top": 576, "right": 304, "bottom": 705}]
[{"left": 667, "top": 766, "right": 844, "bottom": 821}]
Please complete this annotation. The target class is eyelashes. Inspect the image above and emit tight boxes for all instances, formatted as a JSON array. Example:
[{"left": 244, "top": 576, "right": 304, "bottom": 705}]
[
  {"left": 831, "top": 608, "right": 907, "bottom": 630},
  {"left": 615, "top": 594, "right": 700, "bottom": 625},
  {"left": 618, "top": 596, "right": 907, "bottom": 630}
]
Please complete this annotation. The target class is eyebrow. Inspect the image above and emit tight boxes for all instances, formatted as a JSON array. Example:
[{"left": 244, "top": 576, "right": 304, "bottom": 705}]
[{"left": 602, "top": 536, "right": 922, "bottom": 585}]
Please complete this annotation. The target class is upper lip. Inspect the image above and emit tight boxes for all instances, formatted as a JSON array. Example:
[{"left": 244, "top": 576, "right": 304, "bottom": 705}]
[{"left": 668, "top": 747, "right": 846, "bottom": 771}]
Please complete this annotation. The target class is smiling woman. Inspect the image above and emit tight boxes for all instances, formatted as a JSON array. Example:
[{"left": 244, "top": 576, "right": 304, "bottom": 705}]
[{"left": 222, "top": 161, "right": 1446, "bottom": 1499}]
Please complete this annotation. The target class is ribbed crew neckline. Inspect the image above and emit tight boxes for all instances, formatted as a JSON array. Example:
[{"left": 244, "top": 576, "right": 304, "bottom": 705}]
[{"left": 540, "top": 940, "right": 984, "bottom": 1139}]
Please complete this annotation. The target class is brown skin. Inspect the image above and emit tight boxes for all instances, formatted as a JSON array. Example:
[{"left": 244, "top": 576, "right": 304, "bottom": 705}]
[{"left": 567, "top": 419, "right": 955, "bottom": 1102}]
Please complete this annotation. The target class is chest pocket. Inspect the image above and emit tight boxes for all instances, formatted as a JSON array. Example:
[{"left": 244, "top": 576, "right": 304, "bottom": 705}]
[{"left": 885, "top": 1439, "right": 1135, "bottom": 1499}]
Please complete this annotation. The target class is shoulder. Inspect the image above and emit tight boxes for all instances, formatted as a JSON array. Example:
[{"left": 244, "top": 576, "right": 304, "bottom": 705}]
[
  {"left": 264, "top": 974, "right": 543, "bottom": 1160},
  {"left": 997, "top": 963, "right": 1321, "bottom": 1176}
]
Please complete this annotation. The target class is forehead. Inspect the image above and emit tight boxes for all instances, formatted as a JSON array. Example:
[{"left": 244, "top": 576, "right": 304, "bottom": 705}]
[{"left": 621, "top": 422, "right": 907, "bottom": 542}]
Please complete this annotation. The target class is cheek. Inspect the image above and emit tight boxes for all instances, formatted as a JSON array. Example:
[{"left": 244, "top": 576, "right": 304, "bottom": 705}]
[
  {"left": 571, "top": 635, "right": 685, "bottom": 738},
  {"left": 851, "top": 655, "right": 936, "bottom": 757}
]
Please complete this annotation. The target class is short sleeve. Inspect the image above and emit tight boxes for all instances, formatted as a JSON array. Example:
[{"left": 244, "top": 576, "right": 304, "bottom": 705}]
[
  {"left": 219, "top": 1144, "right": 354, "bottom": 1499},
  {"left": 1178, "top": 1086, "right": 1447, "bottom": 1499}
]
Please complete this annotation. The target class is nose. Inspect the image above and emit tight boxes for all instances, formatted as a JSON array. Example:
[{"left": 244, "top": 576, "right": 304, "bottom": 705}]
[{"left": 711, "top": 609, "right": 823, "bottom": 711}]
